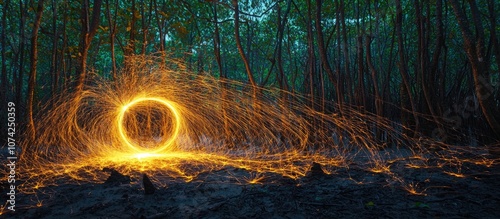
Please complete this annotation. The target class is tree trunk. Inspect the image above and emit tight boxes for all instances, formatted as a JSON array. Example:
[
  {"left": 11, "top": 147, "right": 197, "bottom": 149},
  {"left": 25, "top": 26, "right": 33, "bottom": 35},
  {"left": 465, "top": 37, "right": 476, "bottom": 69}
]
[
  {"left": 212, "top": 1, "right": 230, "bottom": 144},
  {"left": 0, "top": 0, "right": 10, "bottom": 108},
  {"left": 232, "top": 0, "right": 256, "bottom": 88},
  {"left": 340, "top": 0, "right": 351, "bottom": 104},
  {"left": 61, "top": 2, "right": 69, "bottom": 90},
  {"left": 383, "top": 18, "right": 396, "bottom": 121},
  {"left": 124, "top": 0, "right": 136, "bottom": 68},
  {"left": 449, "top": 0, "right": 500, "bottom": 137},
  {"left": 306, "top": 0, "right": 316, "bottom": 109},
  {"left": 277, "top": 0, "right": 291, "bottom": 92},
  {"left": 335, "top": 0, "right": 343, "bottom": 107},
  {"left": 356, "top": 35, "right": 366, "bottom": 109},
  {"left": 232, "top": 0, "right": 259, "bottom": 126},
  {"left": 395, "top": 0, "right": 419, "bottom": 134},
  {"left": 106, "top": 0, "right": 117, "bottom": 81},
  {"left": 366, "top": 0, "right": 384, "bottom": 140},
  {"left": 140, "top": 0, "right": 150, "bottom": 55},
  {"left": 153, "top": 0, "right": 165, "bottom": 64},
  {"left": 487, "top": 0, "right": 500, "bottom": 76},
  {"left": 355, "top": 0, "right": 366, "bottom": 110},
  {"left": 430, "top": 0, "right": 444, "bottom": 110},
  {"left": 51, "top": 0, "right": 59, "bottom": 104},
  {"left": 315, "top": 0, "right": 338, "bottom": 104},
  {"left": 415, "top": 0, "right": 440, "bottom": 132},
  {"left": 366, "top": 36, "right": 382, "bottom": 115},
  {"left": 15, "top": 0, "right": 27, "bottom": 108},
  {"left": 27, "top": 0, "right": 46, "bottom": 140},
  {"left": 75, "top": 0, "right": 102, "bottom": 95}
]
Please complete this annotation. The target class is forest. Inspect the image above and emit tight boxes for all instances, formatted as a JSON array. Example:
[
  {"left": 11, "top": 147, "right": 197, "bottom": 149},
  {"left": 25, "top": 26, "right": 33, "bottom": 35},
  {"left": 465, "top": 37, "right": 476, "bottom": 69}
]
[
  {"left": 1, "top": 0, "right": 499, "bottom": 145},
  {"left": 0, "top": 0, "right": 499, "bottom": 143},
  {"left": 1, "top": 0, "right": 500, "bottom": 218}
]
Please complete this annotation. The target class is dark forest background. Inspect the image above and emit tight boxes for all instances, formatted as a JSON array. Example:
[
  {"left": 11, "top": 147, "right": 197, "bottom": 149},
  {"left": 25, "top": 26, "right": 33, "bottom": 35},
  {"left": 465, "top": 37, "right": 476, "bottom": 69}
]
[{"left": 0, "top": 0, "right": 499, "bottom": 146}]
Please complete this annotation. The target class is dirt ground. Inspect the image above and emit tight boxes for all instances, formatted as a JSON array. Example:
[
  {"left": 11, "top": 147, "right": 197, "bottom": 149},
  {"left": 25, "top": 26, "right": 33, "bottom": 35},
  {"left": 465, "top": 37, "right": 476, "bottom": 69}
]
[{"left": 3, "top": 158, "right": 500, "bottom": 219}]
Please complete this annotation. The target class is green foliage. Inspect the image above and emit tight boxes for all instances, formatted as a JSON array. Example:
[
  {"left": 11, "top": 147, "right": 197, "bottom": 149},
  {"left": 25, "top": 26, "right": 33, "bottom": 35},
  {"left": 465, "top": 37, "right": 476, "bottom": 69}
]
[
  {"left": 413, "top": 202, "right": 430, "bottom": 208},
  {"left": 365, "top": 201, "right": 375, "bottom": 207}
]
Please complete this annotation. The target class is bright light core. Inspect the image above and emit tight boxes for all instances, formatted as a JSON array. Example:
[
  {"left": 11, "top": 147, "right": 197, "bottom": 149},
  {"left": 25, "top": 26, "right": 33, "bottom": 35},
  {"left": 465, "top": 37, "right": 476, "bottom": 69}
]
[{"left": 116, "top": 97, "right": 182, "bottom": 153}]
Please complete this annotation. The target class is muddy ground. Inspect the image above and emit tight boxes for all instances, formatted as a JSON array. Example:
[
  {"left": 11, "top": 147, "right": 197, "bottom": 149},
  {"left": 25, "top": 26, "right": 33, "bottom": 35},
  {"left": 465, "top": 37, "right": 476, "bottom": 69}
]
[{"left": 3, "top": 158, "right": 500, "bottom": 219}]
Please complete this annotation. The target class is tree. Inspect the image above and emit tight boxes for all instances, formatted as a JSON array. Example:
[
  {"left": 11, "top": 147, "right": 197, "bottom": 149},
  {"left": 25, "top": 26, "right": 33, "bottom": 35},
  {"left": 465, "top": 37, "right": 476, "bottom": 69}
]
[
  {"left": 339, "top": 0, "right": 352, "bottom": 105},
  {"left": 315, "top": 0, "right": 338, "bottom": 106},
  {"left": 75, "top": 0, "right": 102, "bottom": 95},
  {"left": 50, "top": 0, "right": 59, "bottom": 101},
  {"left": 305, "top": 0, "right": 316, "bottom": 109},
  {"left": 2, "top": 0, "right": 499, "bottom": 145},
  {"left": 27, "top": 0, "right": 46, "bottom": 140},
  {"left": 0, "top": 0, "right": 10, "bottom": 108},
  {"left": 395, "top": 0, "right": 419, "bottom": 134},
  {"left": 488, "top": 0, "right": 500, "bottom": 70},
  {"left": 277, "top": 0, "right": 291, "bottom": 92},
  {"left": 105, "top": 0, "right": 118, "bottom": 81},
  {"left": 15, "top": 0, "right": 28, "bottom": 109},
  {"left": 232, "top": 0, "right": 256, "bottom": 88},
  {"left": 449, "top": 0, "right": 500, "bottom": 137}
]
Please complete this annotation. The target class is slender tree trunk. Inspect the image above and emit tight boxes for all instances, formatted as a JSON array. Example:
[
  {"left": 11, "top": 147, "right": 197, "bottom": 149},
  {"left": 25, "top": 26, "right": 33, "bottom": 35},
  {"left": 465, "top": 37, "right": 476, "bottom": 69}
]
[
  {"left": 335, "top": 0, "right": 343, "bottom": 107},
  {"left": 384, "top": 19, "right": 396, "bottom": 121},
  {"left": 1, "top": 0, "right": 10, "bottom": 107},
  {"left": 395, "top": 0, "right": 419, "bottom": 134},
  {"left": 10, "top": 3, "right": 19, "bottom": 106},
  {"left": 366, "top": 36, "right": 382, "bottom": 115},
  {"left": 27, "top": 0, "right": 46, "bottom": 140},
  {"left": 213, "top": 4, "right": 223, "bottom": 78},
  {"left": 212, "top": 2, "right": 230, "bottom": 144},
  {"left": 277, "top": 0, "right": 291, "bottom": 92},
  {"left": 355, "top": 0, "right": 366, "bottom": 110},
  {"left": 232, "top": 0, "right": 256, "bottom": 88},
  {"left": 305, "top": 0, "right": 318, "bottom": 145},
  {"left": 61, "top": 2, "right": 69, "bottom": 90},
  {"left": 449, "top": 0, "right": 500, "bottom": 137},
  {"left": 246, "top": 22, "right": 253, "bottom": 77},
  {"left": 153, "top": 0, "right": 165, "bottom": 64},
  {"left": 106, "top": 0, "right": 117, "bottom": 81},
  {"left": 356, "top": 35, "right": 366, "bottom": 109},
  {"left": 75, "top": 0, "right": 102, "bottom": 95},
  {"left": 366, "top": 0, "right": 384, "bottom": 140},
  {"left": 15, "top": 0, "right": 27, "bottom": 108},
  {"left": 262, "top": 0, "right": 291, "bottom": 88},
  {"left": 286, "top": 25, "right": 296, "bottom": 92},
  {"left": 306, "top": 0, "right": 316, "bottom": 109},
  {"left": 315, "top": 0, "right": 338, "bottom": 105},
  {"left": 232, "top": 0, "right": 259, "bottom": 128},
  {"left": 487, "top": 0, "right": 500, "bottom": 73},
  {"left": 428, "top": 0, "right": 444, "bottom": 128},
  {"left": 340, "top": 0, "right": 353, "bottom": 104},
  {"left": 415, "top": 0, "right": 439, "bottom": 131},
  {"left": 50, "top": 0, "right": 59, "bottom": 104},
  {"left": 140, "top": 0, "right": 148, "bottom": 55},
  {"left": 276, "top": 0, "right": 293, "bottom": 143},
  {"left": 124, "top": 0, "right": 137, "bottom": 68},
  {"left": 430, "top": 0, "right": 444, "bottom": 102}
]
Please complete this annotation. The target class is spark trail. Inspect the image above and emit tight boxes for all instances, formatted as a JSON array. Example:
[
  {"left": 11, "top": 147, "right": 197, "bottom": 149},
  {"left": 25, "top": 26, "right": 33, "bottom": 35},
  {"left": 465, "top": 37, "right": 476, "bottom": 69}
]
[{"left": 14, "top": 56, "right": 497, "bottom": 196}]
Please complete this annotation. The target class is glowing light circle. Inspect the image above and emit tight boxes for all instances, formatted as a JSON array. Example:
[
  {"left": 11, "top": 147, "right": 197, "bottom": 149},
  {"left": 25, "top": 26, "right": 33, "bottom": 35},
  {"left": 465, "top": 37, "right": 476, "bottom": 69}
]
[{"left": 117, "top": 97, "right": 181, "bottom": 153}]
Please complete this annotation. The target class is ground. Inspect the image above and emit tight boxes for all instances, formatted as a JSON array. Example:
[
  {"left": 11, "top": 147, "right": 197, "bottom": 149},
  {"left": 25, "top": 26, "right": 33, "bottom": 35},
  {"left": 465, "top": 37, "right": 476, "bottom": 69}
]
[{"left": 4, "top": 159, "right": 500, "bottom": 219}]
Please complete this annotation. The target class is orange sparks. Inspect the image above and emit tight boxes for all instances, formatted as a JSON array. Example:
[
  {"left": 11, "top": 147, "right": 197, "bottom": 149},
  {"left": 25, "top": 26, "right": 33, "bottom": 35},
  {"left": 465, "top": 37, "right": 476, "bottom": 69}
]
[
  {"left": 404, "top": 183, "right": 428, "bottom": 196},
  {"left": 444, "top": 172, "right": 466, "bottom": 178},
  {"left": 8, "top": 56, "right": 494, "bottom": 198}
]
